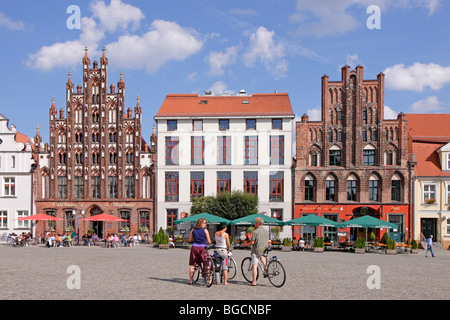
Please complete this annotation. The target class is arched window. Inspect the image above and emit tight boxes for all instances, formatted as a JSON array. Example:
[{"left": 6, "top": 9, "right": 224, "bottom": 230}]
[
  {"left": 329, "top": 145, "right": 341, "bottom": 166},
  {"left": 304, "top": 174, "right": 315, "bottom": 202},
  {"left": 347, "top": 175, "right": 357, "bottom": 201},
  {"left": 325, "top": 175, "right": 336, "bottom": 202},
  {"left": 391, "top": 174, "right": 402, "bottom": 202},
  {"left": 369, "top": 174, "right": 379, "bottom": 201}
]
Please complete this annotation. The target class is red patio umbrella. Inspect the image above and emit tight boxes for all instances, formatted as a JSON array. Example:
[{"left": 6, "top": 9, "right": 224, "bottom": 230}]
[
  {"left": 17, "top": 213, "right": 64, "bottom": 221},
  {"left": 81, "top": 213, "right": 128, "bottom": 240},
  {"left": 80, "top": 213, "right": 127, "bottom": 222}
]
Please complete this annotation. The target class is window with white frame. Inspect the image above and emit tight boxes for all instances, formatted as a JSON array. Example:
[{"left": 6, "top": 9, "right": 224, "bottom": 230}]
[
  {"left": 423, "top": 183, "right": 437, "bottom": 203},
  {"left": 0, "top": 211, "right": 7, "bottom": 228},
  {"left": 16, "top": 210, "right": 29, "bottom": 228},
  {"left": 447, "top": 153, "right": 450, "bottom": 170},
  {"left": 3, "top": 177, "right": 15, "bottom": 196},
  {"left": 446, "top": 183, "right": 450, "bottom": 204},
  {"left": 447, "top": 218, "right": 450, "bottom": 236}
]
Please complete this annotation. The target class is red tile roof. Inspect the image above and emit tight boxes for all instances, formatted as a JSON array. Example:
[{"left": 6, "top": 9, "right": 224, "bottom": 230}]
[
  {"left": 405, "top": 114, "right": 450, "bottom": 142},
  {"left": 412, "top": 141, "right": 450, "bottom": 177},
  {"left": 155, "top": 93, "right": 294, "bottom": 118},
  {"left": 15, "top": 131, "right": 34, "bottom": 152}
]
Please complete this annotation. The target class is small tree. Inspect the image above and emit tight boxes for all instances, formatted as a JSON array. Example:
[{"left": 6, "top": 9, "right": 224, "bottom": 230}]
[
  {"left": 411, "top": 239, "right": 418, "bottom": 249},
  {"left": 190, "top": 190, "right": 258, "bottom": 221},
  {"left": 355, "top": 237, "right": 366, "bottom": 249},
  {"left": 154, "top": 227, "right": 168, "bottom": 245},
  {"left": 314, "top": 237, "right": 324, "bottom": 248}
]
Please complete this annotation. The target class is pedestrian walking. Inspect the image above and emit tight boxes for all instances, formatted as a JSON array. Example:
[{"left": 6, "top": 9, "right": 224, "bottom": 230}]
[{"left": 425, "top": 235, "right": 435, "bottom": 257}]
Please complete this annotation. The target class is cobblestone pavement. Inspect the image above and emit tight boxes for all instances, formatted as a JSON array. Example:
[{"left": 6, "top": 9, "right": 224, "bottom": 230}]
[{"left": 1, "top": 243, "right": 449, "bottom": 300}]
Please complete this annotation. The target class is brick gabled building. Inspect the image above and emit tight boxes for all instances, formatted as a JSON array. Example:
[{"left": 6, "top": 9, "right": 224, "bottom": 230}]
[
  {"left": 295, "top": 65, "right": 414, "bottom": 243},
  {"left": 33, "top": 48, "right": 156, "bottom": 239}
]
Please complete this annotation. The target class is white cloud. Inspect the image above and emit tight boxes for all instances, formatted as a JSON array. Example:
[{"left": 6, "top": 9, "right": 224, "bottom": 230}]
[
  {"left": 208, "top": 81, "right": 235, "bottom": 95},
  {"left": 384, "top": 62, "right": 450, "bottom": 91},
  {"left": 384, "top": 105, "right": 398, "bottom": 119},
  {"left": 90, "top": 0, "right": 144, "bottom": 32},
  {"left": 410, "top": 96, "right": 445, "bottom": 112},
  {"left": 345, "top": 54, "right": 360, "bottom": 69},
  {"left": 242, "top": 26, "right": 288, "bottom": 79},
  {"left": 306, "top": 107, "right": 321, "bottom": 121},
  {"left": 0, "top": 11, "right": 25, "bottom": 30},
  {"left": 290, "top": 0, "right": 441, "bottom": 37},
  {"left": 26, "top": 0, "right": 202, "bottom": 73},
  {"left": 27, "top": 17, "right": 102, "bottom": 72},
  {"left": 206, "top": 46, "right": 238, "bottom": 75},
  {"left": 106, "top": 20, "right": 203, "bottom": 73}
]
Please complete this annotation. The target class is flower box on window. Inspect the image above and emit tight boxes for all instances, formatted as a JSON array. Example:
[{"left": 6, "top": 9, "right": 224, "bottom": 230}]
[{"left": 425, "top": 198, "right": 436, "bottom": 205}]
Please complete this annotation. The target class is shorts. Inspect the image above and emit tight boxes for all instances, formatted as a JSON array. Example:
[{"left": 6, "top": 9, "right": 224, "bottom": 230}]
[
  {"left": 189, "top": 246, "right": 205, "bottom": 266},
  {"left": 216, "top": 248, "right": 228, "bottom": 271},
  {"left": 251, "top": 253, "right": 261, "bottom": 265}
]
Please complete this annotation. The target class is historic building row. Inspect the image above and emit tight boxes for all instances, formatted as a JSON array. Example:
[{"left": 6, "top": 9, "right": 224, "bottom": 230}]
[{"left": 1, "top": 49, "right": 448, "bottom": 247}]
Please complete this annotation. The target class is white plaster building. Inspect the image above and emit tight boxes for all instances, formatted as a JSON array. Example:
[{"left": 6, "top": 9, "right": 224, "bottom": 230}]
[
  {"left": 0, "top": 113, "right": 35, "bottom": 236},
  {"left": 154, "top": 91, "right": 295, "bottom": 238}
]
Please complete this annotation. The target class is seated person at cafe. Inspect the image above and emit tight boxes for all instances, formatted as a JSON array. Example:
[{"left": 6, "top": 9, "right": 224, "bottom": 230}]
[{"left": 298, "top": 238, "right": 305, "bottom": 251}]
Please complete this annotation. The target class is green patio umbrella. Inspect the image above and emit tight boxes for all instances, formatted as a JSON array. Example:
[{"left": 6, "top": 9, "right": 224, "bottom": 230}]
[
  {"left": 285, "top": 214, "right": 340, "bottom": 227},
  {"left": 230, "top": 213, "right": 285, "bottom": 226},
  {"left": 173, "top": 212, "right": 230, "bottom": 225},
  {"left": 338, "top": 215, "right": 398, "bottom": 229},
  {"left": 338, "top": 215, "right": 399, "bottom": 242}
]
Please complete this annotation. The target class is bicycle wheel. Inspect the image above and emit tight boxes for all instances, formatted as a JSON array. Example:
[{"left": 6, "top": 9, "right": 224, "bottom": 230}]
[
  {"left": 202, "top": 258, "right": 214, "bottom": 287},
  {"left": 266, "top": 260, "right": 286, "bottom": 288},
  {"left": 227, "top": 257, "right": 237, "bottom": 280},
  {"left": 241, "top": 257, "right": 258, "bottom": 283},
  {"left": 193, "top": 265, "right": 200, "bottom": 283}
]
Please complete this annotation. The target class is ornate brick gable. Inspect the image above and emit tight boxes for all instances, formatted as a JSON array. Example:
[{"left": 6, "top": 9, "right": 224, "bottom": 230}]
[{"left": 33, "top": 48, "right": 156, "bottom": 239}]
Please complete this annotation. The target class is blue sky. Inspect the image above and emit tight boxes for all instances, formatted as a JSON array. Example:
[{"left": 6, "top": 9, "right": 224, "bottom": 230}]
[{"left": 0, "top": 0, "right": 449, "bottom": 143}]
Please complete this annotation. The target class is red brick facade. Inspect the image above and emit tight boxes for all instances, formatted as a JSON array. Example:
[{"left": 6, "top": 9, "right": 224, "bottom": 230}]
[
  {"left": 294, "top": 65, "right": 414, "bottom": 242},
  {"left": 33, "top": 48, "right": 156, "bottom": 239}
]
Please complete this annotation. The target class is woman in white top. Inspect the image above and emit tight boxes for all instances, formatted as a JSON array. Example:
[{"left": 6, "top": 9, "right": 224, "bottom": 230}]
[{"left": 215, "top": 222, "right": 230, "bottom": 285}]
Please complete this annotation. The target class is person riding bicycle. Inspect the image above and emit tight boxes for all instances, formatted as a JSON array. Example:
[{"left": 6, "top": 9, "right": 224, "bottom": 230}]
[
  {"left": 241, "top": 217, "right": 270, "bottom": 286},
  {"left": 215, "top": 222, "right": 230, "bottom": 285},
  {"left": 188, "top": 218, "right": 211, "bottom": 285}
]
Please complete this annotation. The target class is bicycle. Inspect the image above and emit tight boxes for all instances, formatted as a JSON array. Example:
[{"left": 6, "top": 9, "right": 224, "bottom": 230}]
[
  {"left": 213, "top": 250, "right": 238, "bottom": 283},
  {"left": 241, "top": 246, "right": 286, "bottom": 288},
  {"left": 192, "top": 246, "right": 215, "bottom": 287}
]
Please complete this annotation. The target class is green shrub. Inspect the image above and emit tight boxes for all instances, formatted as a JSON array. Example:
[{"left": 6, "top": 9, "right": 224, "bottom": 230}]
[
  {"left": 282, "top": 238, "right": 292, "bottom": 247},
  {"left": 386, "top": 239, "right": 397, "bottom": 250},
  {"left": 355, "top": 237, "right": 366, "bottom": 249},
  {"left": 313, "top": 237, "right": 324, "bottom": 248},
  {"left": 154, "top": 227, "right": 169, "bottom": 245},
  {"left": 411, "top": 239, "right": 418, "bottom": 249},
  {"left": 381, "top": 232, "right": 390, "bottom": 244}
]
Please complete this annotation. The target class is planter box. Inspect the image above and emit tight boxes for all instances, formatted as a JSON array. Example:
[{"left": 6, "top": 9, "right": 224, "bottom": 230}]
[
  {"left": 313, "top": 247, "right": 324, "bottom": 252},
  {"left": 410, "top": 249, "right": 419, "bottom": 254},
  {"left": 386, "top": 249, "right": 397, "bottom": 255},
  {"left": 282, "top": 246, "right": 292, "bottom": 252},
  {"left": 159, "top": 244, "right": 170, "bottom": 249},
  {"left": 354, "top": 248, "right": 365, "bottom": 254}
]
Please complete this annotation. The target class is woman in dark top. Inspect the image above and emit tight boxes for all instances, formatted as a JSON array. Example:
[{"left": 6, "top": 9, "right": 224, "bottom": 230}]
[{"left": 188, "top": 218, "right": 211, "bottom": 285}]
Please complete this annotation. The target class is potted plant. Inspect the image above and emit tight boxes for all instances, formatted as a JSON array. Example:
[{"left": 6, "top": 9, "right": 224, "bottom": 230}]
[
  {"left": 369, "top": 231, "right": 376, "bottom": 243},
  {"left": 411, "top": 239, "right": 419, "bottom": 254},
  {"left": 354, "top": 237, "right": 366, "bottom": 254},
  {"left": 313, "top": 237, "right": 324, "bottom": 252},
  {"left": 386, "top": 239, "right": 397, "bottom": 255},
  {"left": 154, "top": 227, "right": 169, "bottom": 249},
  {"left": 425, "top": 198, "right": 436, "bottom": 205},
  {"left": 282, "top": 238, "right": 292, "bottom": 252}
]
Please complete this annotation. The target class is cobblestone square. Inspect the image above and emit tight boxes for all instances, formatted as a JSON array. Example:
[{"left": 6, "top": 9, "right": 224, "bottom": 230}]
[{"left": 1, "top": 244, "right": 449, "bottom": 301}]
